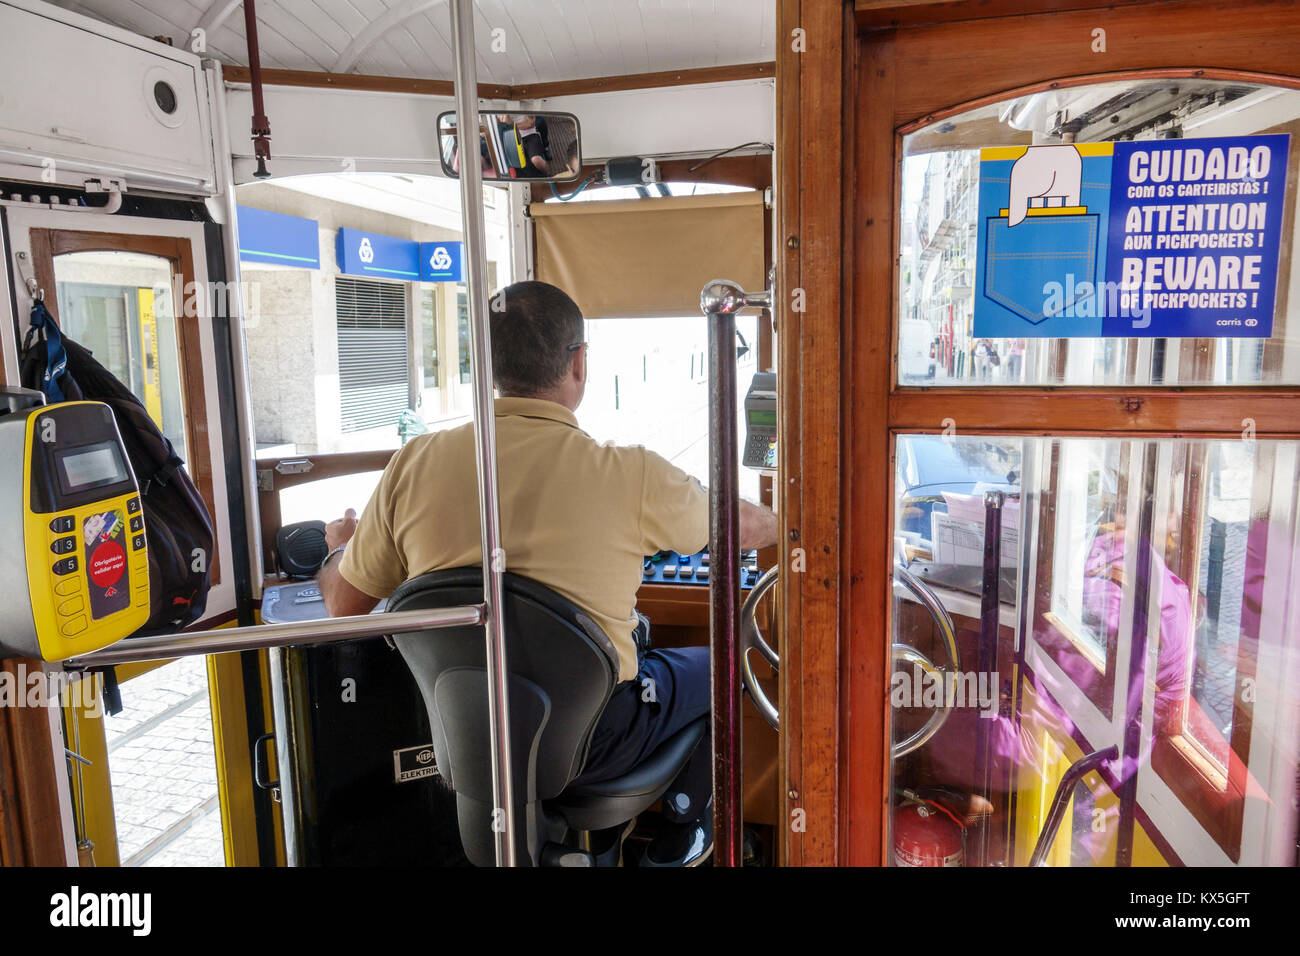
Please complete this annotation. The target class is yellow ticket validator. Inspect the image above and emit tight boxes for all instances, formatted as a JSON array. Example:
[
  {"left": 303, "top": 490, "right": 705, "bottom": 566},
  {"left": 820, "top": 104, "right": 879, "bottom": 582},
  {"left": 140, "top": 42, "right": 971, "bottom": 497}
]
[{"left": 0, "top": 388, "right": 149, "bottom": 661}]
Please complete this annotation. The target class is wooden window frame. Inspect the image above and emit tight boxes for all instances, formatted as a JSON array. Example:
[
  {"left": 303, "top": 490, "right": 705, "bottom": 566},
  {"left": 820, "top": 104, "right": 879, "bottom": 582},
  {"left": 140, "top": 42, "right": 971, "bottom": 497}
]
[
  {"left": 1149, "top": 441, "right": 1275, "bottom": 862},
  {"left": 794, "top": 0, "right": 1300, "bottom": 867},
  {"left": 1032, "top": 439, "right": 1133, "bottom": 720},
  {"left": 30, "top": 227, "right": 221, "bottom": 586}
]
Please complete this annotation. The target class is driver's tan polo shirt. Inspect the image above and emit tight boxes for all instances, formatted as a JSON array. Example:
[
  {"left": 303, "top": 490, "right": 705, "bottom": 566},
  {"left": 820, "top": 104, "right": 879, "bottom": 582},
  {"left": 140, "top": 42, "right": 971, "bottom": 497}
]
[{"left": 339, "top": 397, "right": 709, "bottom": 682}]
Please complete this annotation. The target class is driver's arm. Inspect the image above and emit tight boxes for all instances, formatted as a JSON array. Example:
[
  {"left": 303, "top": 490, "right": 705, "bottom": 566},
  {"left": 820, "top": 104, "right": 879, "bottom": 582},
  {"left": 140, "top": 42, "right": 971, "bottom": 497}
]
[
  {"left": 739, "top": 498, "right": 779, "bottom": 552},
  {"left": 320, "top": 454, "right": 410, "bottom": 617},
  {"left": 319, "top": 547, "right": 379, "bottom": 617},
  {"left": 639, "top": 450, "right": 778, "bottom": 555}
]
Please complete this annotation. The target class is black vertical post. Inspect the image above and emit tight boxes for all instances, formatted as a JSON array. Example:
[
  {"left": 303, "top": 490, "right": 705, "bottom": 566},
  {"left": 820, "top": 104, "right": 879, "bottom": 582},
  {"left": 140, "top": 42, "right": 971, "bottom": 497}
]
[
  {"left": 973, "top": 490, "right": 1003, "bottom": 867},
  {"left": 1207, "top": 517, "right": 1226, "bottom": 643},
  {"left": 1116, "top": 443, "right": 1159, "bottom": 867}
]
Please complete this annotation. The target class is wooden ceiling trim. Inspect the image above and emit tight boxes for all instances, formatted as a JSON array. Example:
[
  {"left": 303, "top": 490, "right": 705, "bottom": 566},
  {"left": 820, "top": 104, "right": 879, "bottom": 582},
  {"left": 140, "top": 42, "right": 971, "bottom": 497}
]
[{"left": 221, "top": 61, "right": 776, "bottom": 102}]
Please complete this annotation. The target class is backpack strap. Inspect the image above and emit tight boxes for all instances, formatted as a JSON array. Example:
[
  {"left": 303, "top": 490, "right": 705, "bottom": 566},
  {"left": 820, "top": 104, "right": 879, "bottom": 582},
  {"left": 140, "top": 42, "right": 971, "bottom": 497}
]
[
  {"left": 141, "top": 453, "right": 185, "bottom": 494},
  {"left": 24, "top": 300, "right": 69, "bottom": 403}
]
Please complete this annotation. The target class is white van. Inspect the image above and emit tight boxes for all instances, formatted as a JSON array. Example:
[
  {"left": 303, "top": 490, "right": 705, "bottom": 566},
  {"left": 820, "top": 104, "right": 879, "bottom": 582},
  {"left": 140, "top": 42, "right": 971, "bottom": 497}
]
[{"left": 899, "top": 319, "right": 936, "bottom": 381}]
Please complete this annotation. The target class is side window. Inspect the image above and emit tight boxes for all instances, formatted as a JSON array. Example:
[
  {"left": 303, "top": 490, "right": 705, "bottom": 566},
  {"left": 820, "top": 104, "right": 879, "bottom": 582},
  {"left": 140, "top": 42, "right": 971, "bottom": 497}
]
[
  {"left": 53, "top": 251, "right": 188, "bottom": 461},
  {"left": 897, "top": 78, "right": 1300, "bottom": 388}
]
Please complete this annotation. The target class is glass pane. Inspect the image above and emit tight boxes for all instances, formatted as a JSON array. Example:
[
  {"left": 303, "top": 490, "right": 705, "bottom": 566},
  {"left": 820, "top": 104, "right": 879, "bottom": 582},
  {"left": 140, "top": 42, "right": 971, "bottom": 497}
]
[
  {"left": 102, "top": 658, "right": 224, "bottom": 866},
  {"left": 898, "top": 78, "right": 1300, "bottom": 386},
  {"left": 279, "top": 472, "right": 385, "bottom": 527},
  {"left": 53, "top": 251, "right": 188, "bottom": 461},
  {"left": 890, "top": 433, "right": 1300, "bottom": 866},
  {"left": 421, "top": 288, "right": 439, "bottom": 388},
  {"left": 583, "top": 316, "right": 763, "bottom": 502},
  {"left": 457, "top": 290, "right": 471, "bottom": 385}
]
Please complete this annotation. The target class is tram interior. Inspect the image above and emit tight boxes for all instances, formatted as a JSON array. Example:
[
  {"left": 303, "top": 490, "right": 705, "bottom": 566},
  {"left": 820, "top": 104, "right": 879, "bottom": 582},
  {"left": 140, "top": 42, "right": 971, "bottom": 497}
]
[{"left": 0, "top": 0, "right": 1297, "bottom": 870}]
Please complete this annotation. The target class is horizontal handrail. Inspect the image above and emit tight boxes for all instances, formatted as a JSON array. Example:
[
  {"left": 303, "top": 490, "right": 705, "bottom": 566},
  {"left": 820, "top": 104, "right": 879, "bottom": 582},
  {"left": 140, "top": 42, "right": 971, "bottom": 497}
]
[{"left": 64, "top": 605, "right": 485, "bottom": 668}]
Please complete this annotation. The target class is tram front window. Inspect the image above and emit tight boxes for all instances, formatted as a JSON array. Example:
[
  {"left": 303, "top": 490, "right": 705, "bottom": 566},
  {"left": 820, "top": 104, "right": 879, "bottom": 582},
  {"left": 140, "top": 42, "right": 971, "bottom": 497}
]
[
  {"left": 582, "top": 314, "right": 762, "bottom": 502},
  {"left": 890, "top": 433, "right": 1300, "bottom": 866}
]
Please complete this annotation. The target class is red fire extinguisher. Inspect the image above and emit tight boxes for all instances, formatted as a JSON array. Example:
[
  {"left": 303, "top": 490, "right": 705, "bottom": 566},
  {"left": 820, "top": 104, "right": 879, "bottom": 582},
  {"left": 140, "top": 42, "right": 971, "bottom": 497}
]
[{"left": 894, "top": 803, "right": 964, "bottom": 867}]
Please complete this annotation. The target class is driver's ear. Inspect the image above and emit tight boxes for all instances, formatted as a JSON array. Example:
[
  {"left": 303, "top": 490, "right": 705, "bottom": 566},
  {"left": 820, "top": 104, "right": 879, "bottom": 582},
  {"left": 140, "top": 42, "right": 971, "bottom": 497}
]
[{"left": 573, "top": 344, "right": 587, "bottom": 383}]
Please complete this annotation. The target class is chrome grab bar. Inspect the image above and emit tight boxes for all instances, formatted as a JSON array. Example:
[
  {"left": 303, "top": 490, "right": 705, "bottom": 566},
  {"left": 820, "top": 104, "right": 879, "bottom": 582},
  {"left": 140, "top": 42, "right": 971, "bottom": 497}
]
[
  {"left": 737, "top": 563, "right": 962, "bottom": 758},
  {"left": 740, "top": 566, "right": 780, "bottom": 730},
  {"left": 891, "top": 563, "right": 961, "bottom": 758},
  {"left": 1029, "top": 746, "right": 1118, "bottom": 867},
  {"left": 63, "top": 605, "right": 485, "bottom": 668}
]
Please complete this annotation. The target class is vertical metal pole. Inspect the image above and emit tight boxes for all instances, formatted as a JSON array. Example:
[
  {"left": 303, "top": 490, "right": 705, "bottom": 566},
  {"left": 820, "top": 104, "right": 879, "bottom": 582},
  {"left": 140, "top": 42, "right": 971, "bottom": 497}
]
[
  {"left": 701, "top": 279, "right": 771, "bottom": 869},
  {"left": 707, "top": 307, "right": 742, "bottom": 868},
  {"left": 448, "top": 0, "right": 517, "bottom": 867},
  {"left": 266, "top": 645, "right": 301, "bottom": 866}
]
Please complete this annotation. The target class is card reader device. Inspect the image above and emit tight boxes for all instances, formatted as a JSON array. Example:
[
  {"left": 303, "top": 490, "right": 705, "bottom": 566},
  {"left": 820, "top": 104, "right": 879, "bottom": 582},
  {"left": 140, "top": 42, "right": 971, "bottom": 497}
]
[
  {"left": 0, "top": 388, "right": 150, "bottom": 661},
  {"left": 742, "top": 371, "right": 777, "bottom": 475}
]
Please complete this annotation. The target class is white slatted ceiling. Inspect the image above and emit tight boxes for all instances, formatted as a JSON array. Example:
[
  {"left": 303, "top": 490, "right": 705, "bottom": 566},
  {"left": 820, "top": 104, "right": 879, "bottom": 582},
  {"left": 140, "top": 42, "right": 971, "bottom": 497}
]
[{"left": 46, "top": 0, "right": 775, "bottom": 85}]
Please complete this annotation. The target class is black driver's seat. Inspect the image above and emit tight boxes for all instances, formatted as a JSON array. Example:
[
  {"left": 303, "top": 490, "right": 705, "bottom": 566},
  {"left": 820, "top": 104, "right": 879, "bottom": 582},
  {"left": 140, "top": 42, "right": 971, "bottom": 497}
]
[{"left": 387, "top": 567, "right": 706, "bottom": 866}]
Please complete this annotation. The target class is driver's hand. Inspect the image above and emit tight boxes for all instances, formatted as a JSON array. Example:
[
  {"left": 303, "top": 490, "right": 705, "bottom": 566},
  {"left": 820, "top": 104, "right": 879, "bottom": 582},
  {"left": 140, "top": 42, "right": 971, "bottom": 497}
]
[{"left": 326, "top": 508, "right": 358, "bottom": 551}]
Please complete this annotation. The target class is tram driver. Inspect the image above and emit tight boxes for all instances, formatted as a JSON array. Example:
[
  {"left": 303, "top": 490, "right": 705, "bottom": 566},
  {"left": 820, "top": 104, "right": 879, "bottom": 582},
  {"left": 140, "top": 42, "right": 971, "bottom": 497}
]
[{"left": 317, "top": 280, "right": 780, "bottom": 866}]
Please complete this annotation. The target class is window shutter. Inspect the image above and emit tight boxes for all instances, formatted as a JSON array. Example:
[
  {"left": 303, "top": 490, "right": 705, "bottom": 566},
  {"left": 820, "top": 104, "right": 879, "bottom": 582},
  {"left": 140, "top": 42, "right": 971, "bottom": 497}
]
[{"left": 335, "top": 277, "right": 410, "bottom": 433}]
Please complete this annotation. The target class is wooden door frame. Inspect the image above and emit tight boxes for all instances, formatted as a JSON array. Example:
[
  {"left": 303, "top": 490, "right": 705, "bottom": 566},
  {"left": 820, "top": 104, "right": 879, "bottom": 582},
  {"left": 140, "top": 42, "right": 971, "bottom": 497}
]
[
  {"left": 775, "top": 0, "right": 851, "bottom": 867},
  {"left": 30, "top": 227, "right": 221, "bottom": 586},
  {"left": 778, "top": 0, "right": 1300, "bottom": 866}
]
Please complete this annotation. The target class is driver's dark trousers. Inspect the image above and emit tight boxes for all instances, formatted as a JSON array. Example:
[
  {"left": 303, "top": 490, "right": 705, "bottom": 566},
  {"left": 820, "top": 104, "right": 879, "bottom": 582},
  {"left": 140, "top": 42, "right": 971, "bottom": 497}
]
[{"left": 569, "top": 618, "right": 712, "bottom": 824}]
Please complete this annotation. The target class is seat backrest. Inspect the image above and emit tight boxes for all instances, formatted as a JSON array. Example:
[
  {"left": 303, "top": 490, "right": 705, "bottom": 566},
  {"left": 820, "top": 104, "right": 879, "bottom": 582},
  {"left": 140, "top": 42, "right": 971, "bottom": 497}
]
[{"left": 386, "top": 567, "right": 620, "bottom": 865}]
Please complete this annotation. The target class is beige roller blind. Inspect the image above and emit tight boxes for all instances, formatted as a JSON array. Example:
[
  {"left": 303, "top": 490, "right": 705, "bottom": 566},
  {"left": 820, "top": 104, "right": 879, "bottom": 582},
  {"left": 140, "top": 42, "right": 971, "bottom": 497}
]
[{"left": 533, "top": 191, "right": 765, "bottom": 319}]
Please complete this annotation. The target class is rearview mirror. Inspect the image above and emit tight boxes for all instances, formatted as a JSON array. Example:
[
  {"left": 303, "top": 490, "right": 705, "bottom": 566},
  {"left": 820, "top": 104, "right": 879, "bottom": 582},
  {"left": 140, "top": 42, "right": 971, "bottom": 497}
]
[{"left": 437, "top": 111, "right": 583, "bottom": 183}]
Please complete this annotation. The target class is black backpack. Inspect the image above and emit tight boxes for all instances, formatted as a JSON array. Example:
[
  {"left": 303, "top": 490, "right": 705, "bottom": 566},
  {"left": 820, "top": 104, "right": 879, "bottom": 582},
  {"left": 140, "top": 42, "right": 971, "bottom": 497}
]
[{"left": 21, "top": 300, "right": 214, "bottom": 636}]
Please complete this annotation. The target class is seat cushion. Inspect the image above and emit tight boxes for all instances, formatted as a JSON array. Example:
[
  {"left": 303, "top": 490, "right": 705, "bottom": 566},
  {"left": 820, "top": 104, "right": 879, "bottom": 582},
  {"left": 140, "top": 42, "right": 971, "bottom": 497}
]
[{"left": 549, "top": 717, "right": 707, "bottom": 832}]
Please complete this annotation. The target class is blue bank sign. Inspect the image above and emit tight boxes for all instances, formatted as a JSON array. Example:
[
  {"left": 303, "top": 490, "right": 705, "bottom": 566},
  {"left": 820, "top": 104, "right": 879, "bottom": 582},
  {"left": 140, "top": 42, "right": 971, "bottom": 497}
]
[
  {"left": 236, "top": 206, "right": 320, "bottom": 268},
  {"left": 335, "top": 230, "right": 466, "bottom": 284},
  {"left": 420, "top": 241, "right": 464, "bottom": 282},
  {"left": 973, "top": 134, "right": 1289, "bottom": 338},
  {"left": 336, "top": 227, "right": 421, "bottom": 280}
]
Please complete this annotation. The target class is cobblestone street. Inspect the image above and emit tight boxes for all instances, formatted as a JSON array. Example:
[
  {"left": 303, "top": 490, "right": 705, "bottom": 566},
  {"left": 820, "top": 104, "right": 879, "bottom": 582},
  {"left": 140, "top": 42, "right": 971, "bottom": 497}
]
[{"left": 104, "top": 656, "right": 225, "bottom": 867}]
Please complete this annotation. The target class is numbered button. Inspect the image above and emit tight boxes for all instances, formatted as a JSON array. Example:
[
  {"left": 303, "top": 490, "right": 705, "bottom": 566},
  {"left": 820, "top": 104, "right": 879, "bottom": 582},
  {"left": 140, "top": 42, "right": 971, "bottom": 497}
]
[
  {"left": 50, "top": 536, "right": 76, "bottom": 555},
  {"left": 52, "top": 557, "right": 79, "bottom": 576},
  {"left": 49, "top": 515, "right": 75, "bottom": 534},
  {"left": 126, "top": 496, "right": 140, "bottom": 514},
  {"left": 129, "top": 515, "right": 143, "bottom": 533},
  {"left": 133, "top": 534, "right": 146, "bottom": 551}
]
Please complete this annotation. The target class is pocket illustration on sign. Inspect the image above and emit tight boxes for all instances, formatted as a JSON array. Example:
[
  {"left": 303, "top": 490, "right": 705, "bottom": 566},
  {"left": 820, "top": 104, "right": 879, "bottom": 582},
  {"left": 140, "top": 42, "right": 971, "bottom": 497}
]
[
  {"left": 984, "top": 213, "right": 1101, "bottom": 322},
  {"left": 974, "top": 144, "right": 1113, "bottom": 338}
]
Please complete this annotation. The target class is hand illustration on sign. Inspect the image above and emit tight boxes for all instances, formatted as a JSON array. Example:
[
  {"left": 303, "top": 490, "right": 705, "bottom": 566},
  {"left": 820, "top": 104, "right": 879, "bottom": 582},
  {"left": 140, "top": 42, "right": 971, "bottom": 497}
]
[
  {"left": 358, "top": 237, "right": 375, "bottom": 264},
  {"left": 1007, "top": 145, "right": 1083, "bottom": 226}
]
